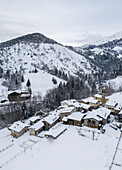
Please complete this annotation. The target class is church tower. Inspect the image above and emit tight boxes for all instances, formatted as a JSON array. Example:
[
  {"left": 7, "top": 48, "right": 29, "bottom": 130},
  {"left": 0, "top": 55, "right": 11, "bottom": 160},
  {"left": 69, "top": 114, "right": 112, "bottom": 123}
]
[{"left": 102, "top": 88, "right": 105, "bottom": 106}]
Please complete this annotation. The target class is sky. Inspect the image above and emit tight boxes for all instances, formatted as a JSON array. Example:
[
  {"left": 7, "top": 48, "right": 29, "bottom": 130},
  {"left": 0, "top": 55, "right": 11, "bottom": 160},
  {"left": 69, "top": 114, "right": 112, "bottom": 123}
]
[{"left": 0, "top": 0, "right": 122, "bottom": 46}]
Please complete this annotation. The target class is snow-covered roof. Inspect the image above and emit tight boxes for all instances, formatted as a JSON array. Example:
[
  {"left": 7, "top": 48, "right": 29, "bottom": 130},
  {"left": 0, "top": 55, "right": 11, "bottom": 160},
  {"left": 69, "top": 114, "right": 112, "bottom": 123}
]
[
  {"left": 60, "top": 99, "right": 77, "bottom": 105},
  {"left": 68, "top": 112, "right": 84, "bottom": 121},
  {"left": 29, "top": 120, "right": 44, "bottom": 131},
  {"left": 29, "top": 116, "right": 41, "bottom": 123},
  {"left": 9, "top": 121, "right": 29, "bottom": 133},
  {"left": 94, "top": 94, "right": 109, "bottom": 99},
  {"left": 84, "top": 107, "right": 110, "bottom": 121},
  {"left": 45, "top": 126, "right": 67, "bottom": 138},
  {"left": 20, "top": 94, "right": 30, "bottom": 98},
  {"left": 82, "top": 97, "right": 99, "bottom": 104},
  {"left": 84, "top": 112, "right": 102, "bottom": 121},
  {"left": 62, "top": 117, "right": 68, "bottom": 122},
  {"left": 43, "top": 114, "right": 59, "bottom": 125},
  {"left": 60, "top": 107, "right": 75, "bottom": 114},
  {"left": 106, "top": 101, "right": 117, "bottom": 107},
  {"left": 96, "top": 107, "right": 111, "bottom": 120}
]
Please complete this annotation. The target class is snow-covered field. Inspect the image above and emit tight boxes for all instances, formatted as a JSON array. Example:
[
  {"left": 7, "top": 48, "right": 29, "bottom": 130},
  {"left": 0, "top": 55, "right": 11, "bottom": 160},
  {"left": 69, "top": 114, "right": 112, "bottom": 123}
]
[
  {"left": 22, "top": 70, "right": 66, "bottom": 97},
  {"left": 0, "top": 124, "right": 121, "bottom": 170},
  {"left": 106, "top": 76, "right": 122, "bottom": 92}
]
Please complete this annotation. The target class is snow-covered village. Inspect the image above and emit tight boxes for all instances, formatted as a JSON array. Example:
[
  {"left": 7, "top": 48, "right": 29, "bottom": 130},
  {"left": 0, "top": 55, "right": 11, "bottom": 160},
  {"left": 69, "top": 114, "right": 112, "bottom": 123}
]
[{"left": 0, "top": 0, "right": 122, "bottom": 170}]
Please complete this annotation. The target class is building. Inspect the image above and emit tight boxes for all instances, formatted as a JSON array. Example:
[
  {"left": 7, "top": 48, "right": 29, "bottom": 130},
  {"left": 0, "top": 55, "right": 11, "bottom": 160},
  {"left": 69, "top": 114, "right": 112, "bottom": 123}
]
[
  {"left": 9, "top": 121, "right": 29, "bottom": 138},
  {"left": 84, "top": 107, "right": 111, "bottom": 128},
  {"left": 81, "top": 97, "right": 100, "bottom": 109},
  {"left": 94, "top": 94, "right": 109, "bottom": 104},
  {"left": 105, "top": 101, "right": 117, "bottom": 113},
  {"left": 29, "top": 120, "right": 44, "bottom": 136},
  {"left": 45, "top": 126, "right": 67, "bottom": 139},
  {"left": 8, "top": 91, "right": 21, "bottom": 102},
  {"left": 59, "top": 107, "right": 76, "bottom": 119},
  {"left": 62, "top": 112, "right": 85, "bottom": 126},
  {"left": 29, "top": 116, "right": 41, "bottom": 125},
  {"left": 43, "top": 114, "right": 60, "bottom": 130}
]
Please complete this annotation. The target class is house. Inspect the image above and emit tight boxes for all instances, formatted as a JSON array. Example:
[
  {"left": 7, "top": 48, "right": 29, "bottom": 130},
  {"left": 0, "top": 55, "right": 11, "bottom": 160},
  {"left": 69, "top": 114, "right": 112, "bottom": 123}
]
[
  {"left": 63, "top": 112, "right": 85, "bottom": 126},
  {"left": 105, "top": 101, "right": 117, "bottom": 113},
  {"left": 59, "top": 106, "right": 76, "bottom": 119},
  {"left": 45, "top": 126, "right": 67, "bottom": 139},
  {"left": 84, "top": 107, "right": 111, "bottom": 128},
  {"left": 8, "top": 91, "right": 21, "bottom": 102},
  {"left": 29, "top": 116, "right": 41, "bottom": 125},
  {"left": 43, "top": 114, "right": 60, "bottom": 130},
  {"left": 81, "top": 97, "right": 100, "bottom": 109},
  {"left": 9, "top": 121, "right": 29, "bottom": 138},
  {"left": 29, "top": 120, "right": 44, "bottom": 136},
  {"left": 84, "top": 112, "right": 102, "bottom": 128},
  {"left": 94, "top": 94, "right": 109, "bottom": 103}
]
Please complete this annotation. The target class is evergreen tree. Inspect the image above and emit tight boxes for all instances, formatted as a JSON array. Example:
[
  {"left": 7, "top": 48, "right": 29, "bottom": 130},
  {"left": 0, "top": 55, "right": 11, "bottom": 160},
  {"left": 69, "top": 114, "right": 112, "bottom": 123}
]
[{"left": 26, "top": 79, "right": 31, "bottom": 87}]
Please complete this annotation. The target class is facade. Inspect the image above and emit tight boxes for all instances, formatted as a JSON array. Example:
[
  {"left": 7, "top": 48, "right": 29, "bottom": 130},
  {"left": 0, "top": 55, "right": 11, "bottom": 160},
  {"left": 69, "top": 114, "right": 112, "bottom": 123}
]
[
  {"left": 84, "top": 118, "right": 100, "bottom": 128},
  {"left": 83, "top": 107, "right": 111, "bottom": 128},
  {"left": 9, "top": 121, "right": 29, "bottom": 138}
]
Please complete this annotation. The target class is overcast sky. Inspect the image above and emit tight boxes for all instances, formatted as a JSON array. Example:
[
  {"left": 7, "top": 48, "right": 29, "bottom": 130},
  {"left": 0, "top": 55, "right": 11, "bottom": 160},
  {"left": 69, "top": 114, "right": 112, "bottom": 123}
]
[{"left": 0, "top": 0, "right": 122, "bottom": 46}]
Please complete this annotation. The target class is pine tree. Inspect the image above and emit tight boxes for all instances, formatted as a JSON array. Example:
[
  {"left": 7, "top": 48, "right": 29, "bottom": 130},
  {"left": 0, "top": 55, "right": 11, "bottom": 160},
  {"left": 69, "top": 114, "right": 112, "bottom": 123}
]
[{"left": 26, "top": 79, "right": 31, "bottom": 87}]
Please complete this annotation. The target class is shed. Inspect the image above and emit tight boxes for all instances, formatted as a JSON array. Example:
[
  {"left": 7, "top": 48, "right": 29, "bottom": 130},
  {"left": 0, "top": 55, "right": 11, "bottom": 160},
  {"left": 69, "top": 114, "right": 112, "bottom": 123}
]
[{"left": 45, "top": 126, "right": 67, "bottom": 139}]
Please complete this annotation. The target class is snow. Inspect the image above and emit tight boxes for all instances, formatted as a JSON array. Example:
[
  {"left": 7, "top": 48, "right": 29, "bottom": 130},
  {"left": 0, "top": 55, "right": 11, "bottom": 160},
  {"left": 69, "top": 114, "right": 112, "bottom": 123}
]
[
  {"left": 84, "top": 107, "right": 110, "bottom": 121},
  {"left": 82, "top": 97, "right": 99, "bottom": 104},
  {"left": 22, "top": 70, "right": 66, "bottom": 97},
  {"left": 45, "top": 125, "right": 67, "bottom": 139},
  {"left": 68, "top": 112, "right": 84, "bottom": 121},
  {"left": 106, "top": 76, "right": 122, "bottom": 91},
  {"left": 9, "top": 121, "right": 29, "bottom": 133},
  {"left": 0, "top": 92, "right": 122, "bottom": 170},
  {"left": 29, "top": 120, "right": 44, "bottom": 131},
  {"left": 43, "top": 114, "right": 59, "bottom": 125},
  {"left": 0, "top": 124, "right": 121, "bottom": 170},
  {"left": 29, "top": 116, "right": 41, "bottom": 123}
]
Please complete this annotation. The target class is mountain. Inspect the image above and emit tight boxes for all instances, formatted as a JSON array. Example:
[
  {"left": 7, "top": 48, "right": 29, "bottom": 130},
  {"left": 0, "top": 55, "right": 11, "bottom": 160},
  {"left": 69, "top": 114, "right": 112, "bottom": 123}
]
[
  {"left": 69, "top": 32, "right": 122, "bottom": 74},
  {"left": 0, "top": 33, "right": 100, "bottom": 77}
]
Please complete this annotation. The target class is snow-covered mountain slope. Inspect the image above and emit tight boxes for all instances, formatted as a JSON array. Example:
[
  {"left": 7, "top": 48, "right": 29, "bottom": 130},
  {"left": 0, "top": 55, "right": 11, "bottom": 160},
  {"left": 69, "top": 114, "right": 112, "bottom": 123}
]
[
  {"left": 106, "top": 76, "right": 122, "bottom": 92},
  {"left": 0, "top": 33, "right": 99, "bottom": 77},
  {"left": 22, "top": 70, "right": 66, "bottom": 97},
  {"left": 71, "top": 34, "right": 122, "bottom": 73}
]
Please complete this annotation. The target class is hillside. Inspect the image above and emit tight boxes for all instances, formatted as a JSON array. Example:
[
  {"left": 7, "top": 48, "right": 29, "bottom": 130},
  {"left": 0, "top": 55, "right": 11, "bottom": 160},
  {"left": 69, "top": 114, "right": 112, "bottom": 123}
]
[
  {"left": 0, "top": 33, "right": 99, "bottom": 77},
  {"left": 69, "top": 32, "right": 122, "bottom": 74}
]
